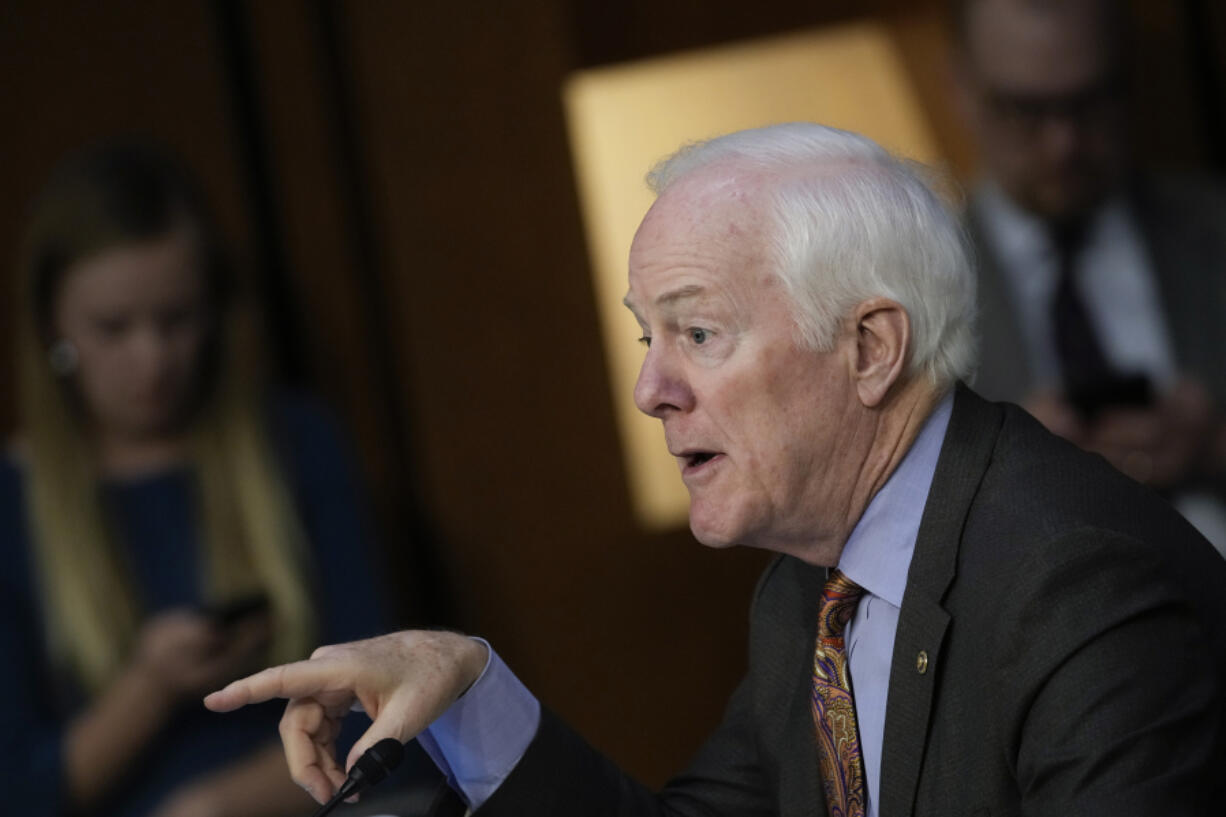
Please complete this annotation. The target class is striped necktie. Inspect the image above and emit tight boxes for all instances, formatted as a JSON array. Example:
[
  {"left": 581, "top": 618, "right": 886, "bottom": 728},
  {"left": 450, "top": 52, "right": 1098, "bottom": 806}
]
[{"left": 811, "top": 569, "right": 867, "bottom": 817}]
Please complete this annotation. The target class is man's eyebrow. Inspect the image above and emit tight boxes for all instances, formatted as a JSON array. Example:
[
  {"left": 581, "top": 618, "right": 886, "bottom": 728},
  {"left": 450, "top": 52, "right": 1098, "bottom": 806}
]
[
  {"left": 655, "top": 284, "right": 706, "bottom": 307},
  {"left": 623, "top": 284, "right": 707, "bottom": 311},
  {"left": 623, "top": 284, "right": 708, "bottom": 315}
]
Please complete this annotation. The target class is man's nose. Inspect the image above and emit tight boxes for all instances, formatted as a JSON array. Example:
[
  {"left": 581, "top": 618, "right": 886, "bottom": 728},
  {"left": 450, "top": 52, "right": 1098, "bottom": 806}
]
[
  {"left": 633, "top": 346, "right": 694, "bottom": 418},
  {"left": 1037, "top": 115, "right": 1082, "bottom": 161}
]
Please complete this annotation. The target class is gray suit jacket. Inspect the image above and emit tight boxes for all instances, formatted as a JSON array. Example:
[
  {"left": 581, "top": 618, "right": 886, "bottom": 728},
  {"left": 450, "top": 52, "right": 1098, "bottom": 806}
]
[
  {"left": 970, "top": 177, "right": 1226, "bottom": 408},
  {"left": 478, "top": 387, "right": 1226, "bottom": 816}
]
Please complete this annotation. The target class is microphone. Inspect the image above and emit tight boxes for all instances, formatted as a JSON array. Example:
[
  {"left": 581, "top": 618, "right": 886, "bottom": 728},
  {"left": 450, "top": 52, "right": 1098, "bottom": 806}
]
[{"left": 311, "top": 738, "right": 405, "bottom": 817}]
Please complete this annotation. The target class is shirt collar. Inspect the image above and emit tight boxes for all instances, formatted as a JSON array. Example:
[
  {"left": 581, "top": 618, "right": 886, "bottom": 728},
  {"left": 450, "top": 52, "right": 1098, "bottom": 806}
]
[
  {"left": 974, "top": 181, "right": 1132, "bottom": 265},
  {"left": 836, "top": 390, "right": 954, "bottom": 607}
]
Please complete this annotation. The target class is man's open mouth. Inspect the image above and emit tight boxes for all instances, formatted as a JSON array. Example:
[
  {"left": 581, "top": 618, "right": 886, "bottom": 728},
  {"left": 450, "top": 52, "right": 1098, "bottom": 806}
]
[{"left": 687, "top": 452, "right": 716, "bottom": 467}]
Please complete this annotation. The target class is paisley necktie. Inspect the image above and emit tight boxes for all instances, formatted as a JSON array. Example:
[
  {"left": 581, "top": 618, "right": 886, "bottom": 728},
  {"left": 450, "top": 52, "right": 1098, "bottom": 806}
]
[{"left": 811, "top": 569, "right": 867, "bottom": 817}]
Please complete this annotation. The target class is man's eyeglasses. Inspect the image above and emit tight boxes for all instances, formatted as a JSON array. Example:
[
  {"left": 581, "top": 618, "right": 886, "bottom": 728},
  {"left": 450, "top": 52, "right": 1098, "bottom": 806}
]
[{"left": 981, "top": 75, "right": 1125, "bottom": 136}]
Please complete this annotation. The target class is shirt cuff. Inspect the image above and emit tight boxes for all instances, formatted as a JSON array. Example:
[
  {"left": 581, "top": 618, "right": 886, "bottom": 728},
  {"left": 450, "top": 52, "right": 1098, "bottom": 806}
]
[{"left": 417, "top": 638, "right": 540, "bottom": 810}]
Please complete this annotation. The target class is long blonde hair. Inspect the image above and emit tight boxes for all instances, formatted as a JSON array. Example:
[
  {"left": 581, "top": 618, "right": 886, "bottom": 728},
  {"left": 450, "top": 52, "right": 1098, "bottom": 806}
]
[{"left": 17, "top": 143, "right": 316, "bottom": 694}]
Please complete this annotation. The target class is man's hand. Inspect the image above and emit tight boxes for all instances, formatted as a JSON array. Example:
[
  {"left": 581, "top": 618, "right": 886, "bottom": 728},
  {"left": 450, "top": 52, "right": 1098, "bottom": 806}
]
[
  {"left": 1024, "top": 378, "right": 1220, "bottom": 488},
  {"left": 1083, "top": 379, "right": 1214, "bottom": 487},
  {"left": 203, "top": 630, "right": 488, "bottom": 805}
]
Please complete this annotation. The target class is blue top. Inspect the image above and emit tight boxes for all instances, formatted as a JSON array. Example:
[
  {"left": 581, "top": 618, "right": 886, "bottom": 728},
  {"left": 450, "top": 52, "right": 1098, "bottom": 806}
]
[{"left": 0, "top": 395, "right": 389, "bottom": 817}]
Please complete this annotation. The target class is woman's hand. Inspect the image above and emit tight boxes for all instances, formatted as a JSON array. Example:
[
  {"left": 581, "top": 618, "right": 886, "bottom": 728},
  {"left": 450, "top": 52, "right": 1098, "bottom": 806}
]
[{"left": 136, "top": 608, "right": 273, "bottom": 702}]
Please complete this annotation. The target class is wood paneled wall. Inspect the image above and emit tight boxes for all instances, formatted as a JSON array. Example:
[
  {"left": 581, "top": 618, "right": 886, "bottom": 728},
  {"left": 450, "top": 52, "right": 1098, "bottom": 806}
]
[{"left": 1, "top": 0, "right": 1220, "bottom": 787}]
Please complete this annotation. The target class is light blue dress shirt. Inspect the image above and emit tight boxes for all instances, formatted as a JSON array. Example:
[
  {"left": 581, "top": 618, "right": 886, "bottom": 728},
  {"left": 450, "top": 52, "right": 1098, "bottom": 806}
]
[
  {"left": 417, "top": 638, "right": 539, "bottom": 809},
  {"left": 420, "top": 392, "right": 953, "bottom": 813},
  {"left": 836, "top": 391, "right": 951, "bottom": 817}
]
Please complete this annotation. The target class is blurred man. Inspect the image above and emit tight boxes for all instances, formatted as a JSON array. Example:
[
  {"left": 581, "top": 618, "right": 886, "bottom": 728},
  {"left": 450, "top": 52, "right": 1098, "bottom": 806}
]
[
  {"left": 206, "top": 123, "right": 1226, "bottom": 816},
  {"left": 954, "top": 0, "right": 1226, "bottom": 551}
]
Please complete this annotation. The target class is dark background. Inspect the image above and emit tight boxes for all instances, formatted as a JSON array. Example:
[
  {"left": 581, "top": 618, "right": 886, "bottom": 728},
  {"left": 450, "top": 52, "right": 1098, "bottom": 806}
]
[{"left": 2, "top": 0, "right": 1222, "bottom": 788}]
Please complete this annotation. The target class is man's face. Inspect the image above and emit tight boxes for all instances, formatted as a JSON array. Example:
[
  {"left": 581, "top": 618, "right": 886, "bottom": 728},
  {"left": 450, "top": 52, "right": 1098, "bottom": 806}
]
[
  {"left": 624, "top": 173, "right": 859, "bottom": 557},
  {"left": 958, "top": 0, "right": 1129, "bottom": 221}
]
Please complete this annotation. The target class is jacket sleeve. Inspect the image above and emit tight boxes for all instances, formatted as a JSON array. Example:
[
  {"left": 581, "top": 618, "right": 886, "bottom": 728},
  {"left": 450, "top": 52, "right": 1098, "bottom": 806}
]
[
  {"left": 476, "top": 673, "right": 776, "bottom": 817},
  {"left": 475, "top": 561, "right": 789, "bottom": 817},
  {"left": 1001, "top": 530, "right": 1225, "bottom": 816}
]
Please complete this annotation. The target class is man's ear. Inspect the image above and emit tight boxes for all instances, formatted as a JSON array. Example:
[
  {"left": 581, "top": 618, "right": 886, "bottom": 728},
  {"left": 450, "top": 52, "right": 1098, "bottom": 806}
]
[{"left": 853, "top": 298, "right": 910, "bottom": 408}]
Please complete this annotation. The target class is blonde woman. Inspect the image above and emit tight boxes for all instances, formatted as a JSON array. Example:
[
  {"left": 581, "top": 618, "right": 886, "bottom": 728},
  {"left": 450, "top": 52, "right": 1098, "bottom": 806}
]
[{"left": 0, "top": 143, "right": 389, "bottom": 817}]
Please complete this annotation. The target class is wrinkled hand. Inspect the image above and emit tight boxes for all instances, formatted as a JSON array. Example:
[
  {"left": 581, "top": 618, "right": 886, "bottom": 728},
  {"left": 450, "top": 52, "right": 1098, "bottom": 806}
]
[
  {"left": 203, "top": 630, "right": 487, "bottom": 805},
  {"left": 1025, "top": 379, "right": 1218, "bottom": 488},
  {"left": 135, "top": 609, "right": 272, "bottom": 702},
  {"left": 1085, "top": 379, "right": 1214, "bottom": 487}
]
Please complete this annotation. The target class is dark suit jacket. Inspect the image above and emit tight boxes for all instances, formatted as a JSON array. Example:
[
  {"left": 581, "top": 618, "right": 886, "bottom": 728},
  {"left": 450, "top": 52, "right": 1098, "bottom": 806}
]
[{"left": 478, "top": 387, "right": 1226, "bottom": 816}]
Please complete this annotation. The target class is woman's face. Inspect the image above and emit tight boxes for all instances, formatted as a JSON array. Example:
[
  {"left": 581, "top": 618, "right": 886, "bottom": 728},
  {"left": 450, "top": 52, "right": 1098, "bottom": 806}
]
[{"left": 53, "top": 227, "right": 210, "bottom": 441}]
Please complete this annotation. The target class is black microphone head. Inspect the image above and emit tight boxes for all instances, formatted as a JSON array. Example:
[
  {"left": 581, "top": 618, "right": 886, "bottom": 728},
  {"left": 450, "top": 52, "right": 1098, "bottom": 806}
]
[
  {"left": 352, "top": 738, "right": 405, "bottom": 786},
  {"left": 324, "top": 739, "right": 407, "bottom": 815}
]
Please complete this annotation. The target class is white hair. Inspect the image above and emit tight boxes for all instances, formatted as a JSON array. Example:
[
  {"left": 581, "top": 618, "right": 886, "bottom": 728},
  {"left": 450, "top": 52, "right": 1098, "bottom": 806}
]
[{"left": 647, "top": 122, "right": 977, "bottom": 388}]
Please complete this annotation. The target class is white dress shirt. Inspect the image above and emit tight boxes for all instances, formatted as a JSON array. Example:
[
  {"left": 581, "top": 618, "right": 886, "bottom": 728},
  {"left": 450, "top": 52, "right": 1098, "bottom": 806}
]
[{"left": 972, "top": 183, "right": 1177, "bottom": 391}]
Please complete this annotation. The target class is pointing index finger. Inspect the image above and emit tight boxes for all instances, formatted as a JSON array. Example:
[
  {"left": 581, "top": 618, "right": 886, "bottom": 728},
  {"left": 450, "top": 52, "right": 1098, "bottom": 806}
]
[{"left": 204, "top": 658, "right": 347, "bottom": 711}]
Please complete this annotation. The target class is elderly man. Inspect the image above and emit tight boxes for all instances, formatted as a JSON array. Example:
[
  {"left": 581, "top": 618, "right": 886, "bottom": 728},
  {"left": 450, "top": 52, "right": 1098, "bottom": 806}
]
[{"left": 207, "top": 124, "right": 1226, "bottom": 816}]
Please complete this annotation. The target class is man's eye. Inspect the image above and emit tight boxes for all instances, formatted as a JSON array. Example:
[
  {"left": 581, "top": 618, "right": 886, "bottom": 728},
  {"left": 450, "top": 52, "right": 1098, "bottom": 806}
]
[
  {"left": 638, "top": 336, "right": 651, "bottom": 348},
  {"left": 689, "top": 328, "right": 708, "bottom": 345}
]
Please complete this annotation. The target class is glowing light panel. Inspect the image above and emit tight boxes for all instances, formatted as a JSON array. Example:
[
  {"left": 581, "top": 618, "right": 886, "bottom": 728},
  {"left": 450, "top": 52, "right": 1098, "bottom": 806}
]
[{"left": 564, "top": 21, "right": 942, "bottom": 529}]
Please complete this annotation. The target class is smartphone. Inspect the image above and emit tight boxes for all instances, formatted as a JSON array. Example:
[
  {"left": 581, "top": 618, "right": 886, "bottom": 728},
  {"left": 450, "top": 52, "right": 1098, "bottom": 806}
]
[
  {"left": 202, "top": 593, "right": 271, "bottom": 628},
  {"left": 1068, "top": 373, "right": 1152, "bottom": 420}
]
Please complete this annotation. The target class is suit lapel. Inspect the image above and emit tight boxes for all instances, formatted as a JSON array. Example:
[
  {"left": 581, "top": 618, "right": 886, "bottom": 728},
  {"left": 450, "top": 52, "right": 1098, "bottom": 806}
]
[{"left": 878, "top": 386, "right": 1003, "bottom": 817}]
